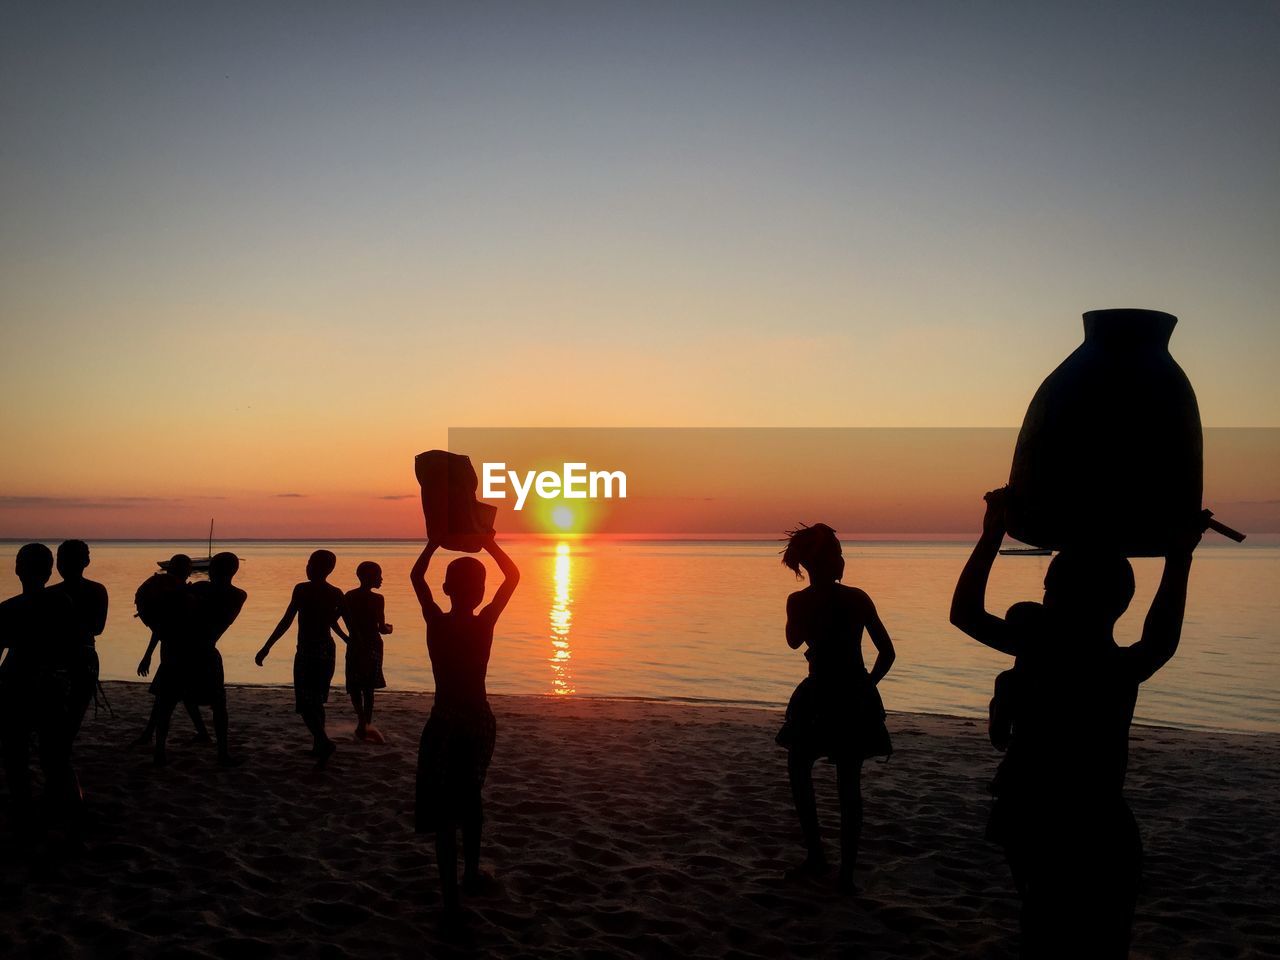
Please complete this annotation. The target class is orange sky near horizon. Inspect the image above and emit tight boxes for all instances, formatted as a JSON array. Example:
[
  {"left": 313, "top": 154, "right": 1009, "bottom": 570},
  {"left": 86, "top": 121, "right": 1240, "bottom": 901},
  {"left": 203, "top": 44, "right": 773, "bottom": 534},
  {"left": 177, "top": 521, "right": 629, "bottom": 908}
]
[{"left": 2, "top": 428, "right": 1275, "bottom": 541}]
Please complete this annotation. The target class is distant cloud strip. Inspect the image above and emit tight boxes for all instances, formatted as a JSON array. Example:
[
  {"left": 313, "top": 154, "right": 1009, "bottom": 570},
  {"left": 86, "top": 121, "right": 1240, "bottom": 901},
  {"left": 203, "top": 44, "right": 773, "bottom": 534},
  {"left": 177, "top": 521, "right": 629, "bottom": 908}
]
[
  {"left": 0, "top": 495, "right": 172, "bottom": 510},
  {"left": 2, "top": 493, "right": 427, "bottom": 508},
  {"left": 0, "top": 494, "right": 232, "bottom": 509}
]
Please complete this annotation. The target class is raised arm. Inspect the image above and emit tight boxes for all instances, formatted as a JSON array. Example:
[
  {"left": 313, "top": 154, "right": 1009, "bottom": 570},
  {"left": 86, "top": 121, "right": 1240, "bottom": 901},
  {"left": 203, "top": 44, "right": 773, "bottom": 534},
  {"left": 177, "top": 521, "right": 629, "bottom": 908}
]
[
  {"left": 479, "top": 536, "right": 520, "bottom": 621},
  {"left": 864, "top": 598, "right": 896, "bottom": 686},
  {"left": 950, "top": 487, "right": 1020, "bottom": 657},
  {"left": 256, "top": 586, "right": 300, "bottom": 665},
  {"left": 1125, "top": 514, "right": 1207, "bottom": 682},
  {"left": 410, "top": 543, "right": 443, "bottom": 619}
]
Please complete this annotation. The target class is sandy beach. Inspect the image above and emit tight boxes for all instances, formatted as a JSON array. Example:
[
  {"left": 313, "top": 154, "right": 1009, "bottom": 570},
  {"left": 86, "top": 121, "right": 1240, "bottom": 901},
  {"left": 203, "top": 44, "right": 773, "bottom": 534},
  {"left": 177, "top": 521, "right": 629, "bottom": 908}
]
[{"left": 1, "top": 682, "right": 1277, "bottom": 959}]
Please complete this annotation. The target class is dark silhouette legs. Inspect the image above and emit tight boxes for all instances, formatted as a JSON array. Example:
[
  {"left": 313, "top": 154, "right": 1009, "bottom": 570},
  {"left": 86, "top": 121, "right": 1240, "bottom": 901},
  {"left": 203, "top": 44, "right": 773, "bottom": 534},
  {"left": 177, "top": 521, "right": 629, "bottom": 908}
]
[
  {"left": 788, "top": 749, "right": 824, "bottom": 866},
  {"left": 836, "top": 758, "right": 864, "bottom": 885},
  {"left": 153, "top": 695, "right": 234, "bottom": 766},
  {"left": 434, "top": 786, "right": 485, "bottom": 908},
  {"left": 301, "top": 706, "right": 335, "bottom": 764},
  {"left": 211, "top": 697, "right": 236, "bottom": 764},
  {"left": 1, "top": 701, "right": 82, "bottom": 843},
  {"left": 435, "top": 828, "right": 460, "bottom": 907},
  {"left": 350, "top": 688, "right": 375, "bottom": 736},
  {"left": 1, "top": 711, "right": 35, "bottom": 833},
  {"left": 788, "top": 749, "right": 864, "bottom": 884},
  {"left": 186, "top": 700, "right": 210, "bottom": 740},
  {"left": 462, "top": 800, "right": 483, "bottom": 882},
  {"left": 67, "top": 649, "right": 99, "bottom": 739},
  {"left": 1012, "top": 806, "right": 1142, "bottom": 959},
  {"left": 136, "top": 698, "right": 207, "bottom": 747}
]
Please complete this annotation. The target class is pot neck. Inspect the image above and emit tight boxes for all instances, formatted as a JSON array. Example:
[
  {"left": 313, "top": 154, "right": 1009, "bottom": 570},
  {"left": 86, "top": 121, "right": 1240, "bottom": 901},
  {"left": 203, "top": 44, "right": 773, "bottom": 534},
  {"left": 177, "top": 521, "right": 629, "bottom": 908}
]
[{"left": 1082, "top": 309, "right": 1177, "bottom": 349}]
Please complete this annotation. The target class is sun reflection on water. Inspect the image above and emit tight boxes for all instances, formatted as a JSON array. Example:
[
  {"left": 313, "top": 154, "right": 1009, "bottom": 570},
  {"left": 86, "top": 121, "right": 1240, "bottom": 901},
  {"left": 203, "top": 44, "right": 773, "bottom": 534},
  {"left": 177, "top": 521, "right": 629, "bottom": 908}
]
[{"left": 549, "top": 541, "right": 575, "bottom": 695}]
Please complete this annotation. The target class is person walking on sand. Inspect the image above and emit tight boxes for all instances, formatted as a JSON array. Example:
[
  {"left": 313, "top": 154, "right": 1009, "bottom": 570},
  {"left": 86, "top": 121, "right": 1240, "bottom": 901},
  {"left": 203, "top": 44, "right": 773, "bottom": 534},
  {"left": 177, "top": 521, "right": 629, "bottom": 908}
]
[
  {"left": 344, "top": 561, "right": 392, "bottom": 743},
  {"left": 776, "top": 523, "right": 895, "bottom": 891},
  {"left": 153, "top": 552, "right": 246, "bottom": 767},
  {"left": 951, "top": 487, "right": 1207, "bottom": 960},
  {"left": 134, "top": 555, "right": 210, "bottom": 748},
  {"left": 410, "top": 534, "right": 519, "bottom": 910},
  {"left": 48, "top": 540, "right": 108, "bottom": 738},
  {"left": 256, "top": 549, "right": 349, "bottom": 767}
]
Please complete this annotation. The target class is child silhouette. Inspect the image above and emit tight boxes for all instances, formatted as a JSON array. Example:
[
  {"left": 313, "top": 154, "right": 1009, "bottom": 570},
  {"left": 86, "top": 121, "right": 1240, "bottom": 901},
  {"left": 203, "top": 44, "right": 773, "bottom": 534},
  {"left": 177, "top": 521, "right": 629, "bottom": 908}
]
[
  {"left": 48, "top": 539, "right": 108, "bottom": 739},
  {"left": 344, "top": 561, "right": 392, "bottom": 742},
  {"left": 160, "top": 551, "right": 246, "bottom": 767},
  {"left": 410, "top": 534, "right": 519, "bottom": 910},
  {"left": 777, "top": 524, "right": 895, "bottom": 890},
  {"left": 952, "top": 487, "right": 1207, "bottom": 958},
  {"left": 256, "top": 550, "right": 349, "bottom": 767}
]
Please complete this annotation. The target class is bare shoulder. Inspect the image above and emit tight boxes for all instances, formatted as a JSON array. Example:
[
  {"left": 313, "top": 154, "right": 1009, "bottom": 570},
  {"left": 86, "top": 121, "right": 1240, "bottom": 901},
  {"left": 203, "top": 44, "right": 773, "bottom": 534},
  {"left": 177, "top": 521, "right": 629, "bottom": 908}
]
[
  {"left": 786, "top": 588, "right": 814, "bottom": 612},
  {"left": 838, "top": 584, "right": 875, "bottom": 610}
]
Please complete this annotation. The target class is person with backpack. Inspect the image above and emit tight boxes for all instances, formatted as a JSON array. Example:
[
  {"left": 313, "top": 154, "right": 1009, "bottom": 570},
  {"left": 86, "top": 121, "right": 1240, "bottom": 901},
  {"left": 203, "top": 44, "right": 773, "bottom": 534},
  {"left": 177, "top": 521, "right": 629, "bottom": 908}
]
[
  {"left": 153, "top": 552, "right": 246, "bottom": 767},
  {"left": 951, "top": 487, "right": 1207, "bottom": 960},
  {"left": 133, "top": 555, "right": 209, "bottom": 750}
]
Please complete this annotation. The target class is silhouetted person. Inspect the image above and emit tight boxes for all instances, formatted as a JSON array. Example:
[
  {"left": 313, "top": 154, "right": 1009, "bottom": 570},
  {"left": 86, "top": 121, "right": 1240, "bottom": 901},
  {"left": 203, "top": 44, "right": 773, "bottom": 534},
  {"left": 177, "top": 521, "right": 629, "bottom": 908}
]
[
  {"left": 345, "top": 561, "right": 392, "bottom": 742},
  {"left": 134, "top": 555, "right": 209, "bottom": 747},
  {"left": 154, "top": 552, "right": 246, "bottom": 767},
  {"left": 256, "top": 549, "right": 349, "bottom": 767},
  {"left": 776, "top": 524, "right": 895, "bottom": 890},
  {"left": 0, "top": 544, "right": 82, "bottom": 844},
  {"left": 48, "top": 539, "right": 108, "bottom": 738},
  {"left": 410, "top": 535, "right": 519, "bottom": 910},
  {"left": 951, "top": 488, "right": 1205, "bottom": 960}
]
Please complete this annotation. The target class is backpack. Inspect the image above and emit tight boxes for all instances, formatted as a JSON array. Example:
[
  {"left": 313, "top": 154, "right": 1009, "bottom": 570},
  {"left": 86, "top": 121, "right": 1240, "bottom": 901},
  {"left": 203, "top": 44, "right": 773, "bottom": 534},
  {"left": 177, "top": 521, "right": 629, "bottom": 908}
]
[{"left": 134, "top": 573, "right": 172, "bottom": 629}]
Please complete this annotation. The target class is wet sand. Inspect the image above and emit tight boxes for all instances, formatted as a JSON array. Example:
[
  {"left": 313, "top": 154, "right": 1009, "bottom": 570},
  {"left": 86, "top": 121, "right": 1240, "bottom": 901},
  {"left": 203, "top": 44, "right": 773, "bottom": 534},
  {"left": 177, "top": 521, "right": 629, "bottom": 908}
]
[{"left": 1, "top": 682, "right": 1277, "bottom": 958}]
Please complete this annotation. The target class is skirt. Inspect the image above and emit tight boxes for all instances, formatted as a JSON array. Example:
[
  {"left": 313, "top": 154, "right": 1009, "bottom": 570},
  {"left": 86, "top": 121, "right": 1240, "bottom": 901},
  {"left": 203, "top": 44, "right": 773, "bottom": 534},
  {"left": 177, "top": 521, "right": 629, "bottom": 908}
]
[{"left": 776, "top": 673, "right": 892, "bottom": 762}]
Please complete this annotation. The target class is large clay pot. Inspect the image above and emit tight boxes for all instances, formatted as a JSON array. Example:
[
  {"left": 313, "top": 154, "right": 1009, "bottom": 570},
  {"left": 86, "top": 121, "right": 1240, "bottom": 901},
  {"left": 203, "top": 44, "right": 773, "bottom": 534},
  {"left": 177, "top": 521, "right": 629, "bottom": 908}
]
[
  {"left": 414, "top": 450, "right": 497, "bottom": 552},
  {"left": 1006, "top": 309, "right": 1203, "bottom": 556}
]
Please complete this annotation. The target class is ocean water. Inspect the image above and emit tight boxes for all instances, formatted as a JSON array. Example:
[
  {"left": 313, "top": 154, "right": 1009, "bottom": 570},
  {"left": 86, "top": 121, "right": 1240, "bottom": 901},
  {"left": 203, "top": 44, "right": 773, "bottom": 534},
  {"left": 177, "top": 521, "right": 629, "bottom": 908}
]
[{"left": 1, "top": 538, "right": 1276, "bottom": 733}]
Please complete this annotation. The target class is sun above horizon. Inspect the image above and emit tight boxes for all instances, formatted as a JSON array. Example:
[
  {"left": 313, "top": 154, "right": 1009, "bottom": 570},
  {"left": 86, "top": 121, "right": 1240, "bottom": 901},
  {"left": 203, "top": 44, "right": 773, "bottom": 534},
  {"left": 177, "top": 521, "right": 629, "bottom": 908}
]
[{"left": 551, "top": 505, "right": 575, "bottom": 531}]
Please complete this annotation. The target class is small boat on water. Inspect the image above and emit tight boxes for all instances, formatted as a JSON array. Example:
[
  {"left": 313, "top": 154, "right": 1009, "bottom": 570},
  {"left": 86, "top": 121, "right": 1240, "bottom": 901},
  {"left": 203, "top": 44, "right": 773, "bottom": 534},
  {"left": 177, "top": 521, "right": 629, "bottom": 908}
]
[
  {"left": 999, "top": 546, "right": 1053, "bottom": 556},
  {"left": 158, "top": 520, "right": 215, "bottom": 573}
]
